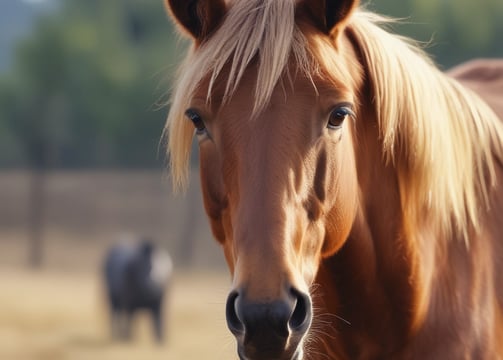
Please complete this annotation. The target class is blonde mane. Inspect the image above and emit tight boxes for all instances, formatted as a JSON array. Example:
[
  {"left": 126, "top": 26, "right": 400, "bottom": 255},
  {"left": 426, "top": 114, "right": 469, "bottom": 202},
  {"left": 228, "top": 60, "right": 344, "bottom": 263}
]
[
  {"left": 349, "top": 13, "right": 503, "bottom": 237},
  {"left": 166, "top": 2, "right": 503, "bottom": 238}
]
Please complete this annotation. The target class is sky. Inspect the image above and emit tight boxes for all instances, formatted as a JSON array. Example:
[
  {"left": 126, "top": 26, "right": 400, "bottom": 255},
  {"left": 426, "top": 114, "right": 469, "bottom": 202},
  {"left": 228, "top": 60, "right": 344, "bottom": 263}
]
[{"left": 0, "top": 0, "right": 56, "bottom": 72}]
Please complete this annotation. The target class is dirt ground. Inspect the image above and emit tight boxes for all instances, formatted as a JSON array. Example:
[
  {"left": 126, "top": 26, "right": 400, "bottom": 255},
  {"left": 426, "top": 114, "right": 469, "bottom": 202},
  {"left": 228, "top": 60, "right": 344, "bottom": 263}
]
[{"left": 0, "top": 267, "right": 236, "bottom": 360}]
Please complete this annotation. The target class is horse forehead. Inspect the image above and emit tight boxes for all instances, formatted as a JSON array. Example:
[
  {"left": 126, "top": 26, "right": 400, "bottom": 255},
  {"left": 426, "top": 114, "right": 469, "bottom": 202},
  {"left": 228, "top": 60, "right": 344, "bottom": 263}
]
[
  {"left": 213, "top": 70, "right": 319, "bottom": 122},
  {"left": 217, "top": 97, "right": 316, "bottom": 153}
]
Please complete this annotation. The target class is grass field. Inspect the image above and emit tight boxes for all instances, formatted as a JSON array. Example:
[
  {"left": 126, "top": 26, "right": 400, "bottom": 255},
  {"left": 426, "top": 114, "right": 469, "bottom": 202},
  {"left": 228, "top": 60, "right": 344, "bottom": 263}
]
[{"left": 0, "top": 267, "right": 236, "bottom": 360}]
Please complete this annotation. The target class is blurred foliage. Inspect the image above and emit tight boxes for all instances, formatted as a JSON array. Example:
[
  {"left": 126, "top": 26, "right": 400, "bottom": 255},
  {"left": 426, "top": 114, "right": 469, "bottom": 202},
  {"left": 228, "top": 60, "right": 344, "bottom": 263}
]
[
  {"left": 366, "top": 0, "right": 503, "bottom": 68},
  {"left": 0, "top": 0, "right": 184, "bottom": 168},
  {"left": 0, "top": 0, "right": 502, "bottom": 168}
]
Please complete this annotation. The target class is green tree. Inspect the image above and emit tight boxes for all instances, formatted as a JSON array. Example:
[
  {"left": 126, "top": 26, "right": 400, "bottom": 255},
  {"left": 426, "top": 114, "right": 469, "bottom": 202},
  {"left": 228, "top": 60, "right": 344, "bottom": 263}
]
[
  {"left": 0, "top": 0, "right": 183, "bottom": 169},
  {"left": 366, "top": 0, "right": 503, "bottom": 68}
]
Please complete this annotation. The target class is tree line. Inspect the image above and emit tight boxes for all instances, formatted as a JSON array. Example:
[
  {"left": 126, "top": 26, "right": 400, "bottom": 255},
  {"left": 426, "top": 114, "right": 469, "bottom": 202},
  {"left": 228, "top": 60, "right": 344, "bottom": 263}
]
[{"left": 0, "top": 0, "right": 502, "bottom": 170}]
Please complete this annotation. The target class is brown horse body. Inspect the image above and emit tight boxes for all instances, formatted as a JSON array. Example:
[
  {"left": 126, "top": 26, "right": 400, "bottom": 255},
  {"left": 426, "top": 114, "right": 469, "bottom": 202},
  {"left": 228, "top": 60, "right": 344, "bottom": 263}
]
[
  {"left": 450, "top": 59, "right": 503, "bottom": 118},
  {"left": 164, "top": 0, "right": 503, "bottom": 359}
]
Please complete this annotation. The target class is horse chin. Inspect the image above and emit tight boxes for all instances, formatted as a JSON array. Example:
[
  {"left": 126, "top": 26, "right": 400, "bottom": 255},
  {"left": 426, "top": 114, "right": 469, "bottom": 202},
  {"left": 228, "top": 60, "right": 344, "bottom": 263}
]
[{"left": 237, "top": 342, "right": 304, "bottom": 360}]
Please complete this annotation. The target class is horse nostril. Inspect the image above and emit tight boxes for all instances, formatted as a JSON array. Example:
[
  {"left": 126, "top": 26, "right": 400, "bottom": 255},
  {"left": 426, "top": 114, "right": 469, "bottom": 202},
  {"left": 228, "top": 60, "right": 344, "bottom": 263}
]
[
  {"left": 226, "top": 288, "right": 312, "bottom": 344},
  {"left": 289, "top": 288, "right": 312, "bottom": 333},
  {"left": 226, "top": 291, "right": 244, "bottom": 335}
]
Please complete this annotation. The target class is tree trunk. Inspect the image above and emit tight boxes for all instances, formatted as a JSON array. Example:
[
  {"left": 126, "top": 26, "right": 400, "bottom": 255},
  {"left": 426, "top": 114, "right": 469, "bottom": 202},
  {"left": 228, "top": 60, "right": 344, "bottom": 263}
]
[{"left": 28, "top": 168, "right": 46, "bottom": 268}]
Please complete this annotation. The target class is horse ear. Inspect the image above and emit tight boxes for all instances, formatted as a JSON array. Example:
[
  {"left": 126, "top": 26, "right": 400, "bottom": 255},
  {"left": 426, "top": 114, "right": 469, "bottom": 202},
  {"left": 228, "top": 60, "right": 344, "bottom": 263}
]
[
  {"left": 165, "top": 0, "right": 226, "bottom": 41},
  {"left": 303, "top": 0, "right": 359, "bottom": 36}
]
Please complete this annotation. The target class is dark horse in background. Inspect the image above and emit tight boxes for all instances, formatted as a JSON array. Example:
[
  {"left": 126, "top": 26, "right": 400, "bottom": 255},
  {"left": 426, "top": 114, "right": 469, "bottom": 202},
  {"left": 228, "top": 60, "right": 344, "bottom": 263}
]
[
  {"left": 164, "top": 0, "right": 503, "bottom": 358},
  {"left": 103, "top": 237, "right": 172, "bottom": 342}
]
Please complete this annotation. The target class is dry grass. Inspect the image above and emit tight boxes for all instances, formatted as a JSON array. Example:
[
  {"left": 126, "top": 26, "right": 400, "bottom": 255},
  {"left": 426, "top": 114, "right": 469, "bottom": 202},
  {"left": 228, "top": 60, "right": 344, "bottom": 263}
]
[
  {"left": 0, "top": 170, "right": 237, "bottom": 359},
  {"left": 0, "top": 267, "right": 236, "bottom": 360}
]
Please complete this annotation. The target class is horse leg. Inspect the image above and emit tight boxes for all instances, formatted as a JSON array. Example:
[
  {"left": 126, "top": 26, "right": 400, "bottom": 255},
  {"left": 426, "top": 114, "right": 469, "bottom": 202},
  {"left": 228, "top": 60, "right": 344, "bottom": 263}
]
[
  {"left": 151, "top": 302, "right": 164, "bottom": 343},
  {"left": 122, "top": 310, "right": 133, "bottom": 341},
  {"left": 114, "top": 308, "right": 132, "bottom": 341},
  {"left": 110, "top": 309, "right": 120, "bottom": 340}
]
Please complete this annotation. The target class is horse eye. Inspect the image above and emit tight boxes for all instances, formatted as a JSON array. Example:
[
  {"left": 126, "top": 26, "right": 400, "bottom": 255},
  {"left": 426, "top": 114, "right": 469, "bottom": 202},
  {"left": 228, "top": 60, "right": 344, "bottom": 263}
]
[
  {"left": 185, "top": 108, "right": 206, "bottom": 135},
  {"left": 327, "top": 105, "right": 353, "bottom": 130}
]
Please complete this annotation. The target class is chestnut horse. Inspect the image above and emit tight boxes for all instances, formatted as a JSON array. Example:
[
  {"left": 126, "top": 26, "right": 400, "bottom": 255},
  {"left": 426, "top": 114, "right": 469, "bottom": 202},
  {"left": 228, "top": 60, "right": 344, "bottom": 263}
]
[{"left": 164, "top": 0, "right": 503, "bottom": 359}]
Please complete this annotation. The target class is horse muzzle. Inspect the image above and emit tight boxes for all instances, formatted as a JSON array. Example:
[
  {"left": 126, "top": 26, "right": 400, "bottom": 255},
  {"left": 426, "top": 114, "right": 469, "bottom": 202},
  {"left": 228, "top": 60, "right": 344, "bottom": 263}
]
[{"left": 226, "top": 288, "right": 312, "bottom": 360}]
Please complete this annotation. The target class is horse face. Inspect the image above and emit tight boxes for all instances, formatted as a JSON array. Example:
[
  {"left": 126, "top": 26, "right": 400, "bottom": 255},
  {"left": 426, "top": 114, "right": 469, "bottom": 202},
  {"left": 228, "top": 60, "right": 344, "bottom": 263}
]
[
  {"left": 189, "top": 63, "right": 359, "bottom": 358},
  {"left": 166, "top": 0, "right": 361, "bottom": 358}
]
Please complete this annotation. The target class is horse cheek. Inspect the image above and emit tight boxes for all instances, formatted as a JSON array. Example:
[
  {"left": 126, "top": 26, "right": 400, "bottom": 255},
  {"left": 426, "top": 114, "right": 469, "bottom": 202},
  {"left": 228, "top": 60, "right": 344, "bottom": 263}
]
[{"left": 321, "top": 173, "right": 358, "bottom": 257}]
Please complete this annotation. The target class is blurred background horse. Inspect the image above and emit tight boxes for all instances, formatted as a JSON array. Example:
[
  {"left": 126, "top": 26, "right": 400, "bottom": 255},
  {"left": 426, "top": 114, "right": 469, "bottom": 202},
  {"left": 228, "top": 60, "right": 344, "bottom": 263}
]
[{"left": 104, "top": 236, "right": 173, "bottom": 343}]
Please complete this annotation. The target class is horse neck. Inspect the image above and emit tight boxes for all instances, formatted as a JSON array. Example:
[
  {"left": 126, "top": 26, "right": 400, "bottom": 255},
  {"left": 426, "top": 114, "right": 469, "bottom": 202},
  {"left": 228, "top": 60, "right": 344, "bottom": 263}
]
[
  {"left": 314, "top": 159, "right": 500, "bottom": 358},
  {"left": 309, "top": 24, "right": 503, "bottom": 356}
]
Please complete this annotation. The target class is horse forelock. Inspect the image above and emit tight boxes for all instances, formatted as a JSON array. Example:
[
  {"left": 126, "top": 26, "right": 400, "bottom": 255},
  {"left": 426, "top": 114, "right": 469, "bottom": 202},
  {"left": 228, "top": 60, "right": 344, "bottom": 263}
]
[
  {"left": 167, "top": 0, "right": 321, "bottom": 190},
  {"left": 166, "top": 0, "right": 365, "bottom": 190}
]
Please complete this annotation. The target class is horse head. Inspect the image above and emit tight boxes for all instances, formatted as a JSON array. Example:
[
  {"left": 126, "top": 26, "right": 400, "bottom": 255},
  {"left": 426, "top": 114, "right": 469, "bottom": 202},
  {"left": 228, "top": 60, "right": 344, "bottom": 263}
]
[{"left": 165, "top": 0, "right": 371, "bottom": 358}]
